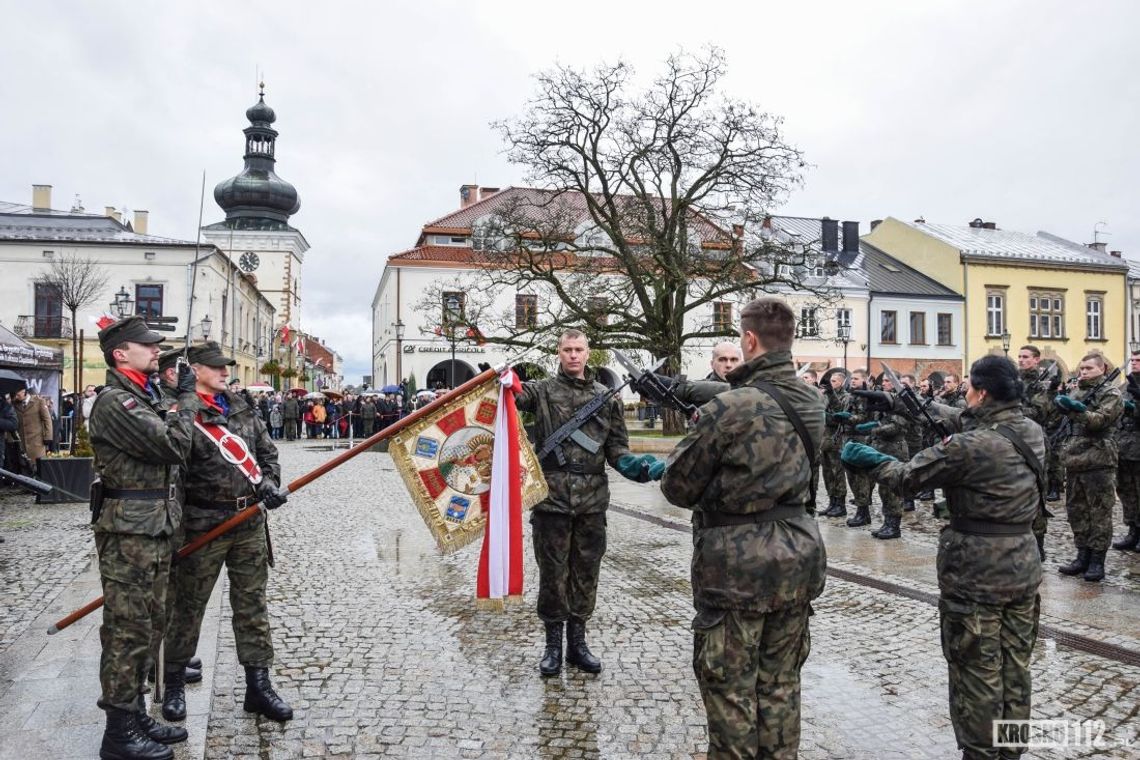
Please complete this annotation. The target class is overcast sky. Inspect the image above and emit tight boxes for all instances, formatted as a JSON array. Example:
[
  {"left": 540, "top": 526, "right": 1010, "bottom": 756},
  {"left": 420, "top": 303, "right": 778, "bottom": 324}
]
[{"left": 3, "top": 1, "right": 1137, "bottom": 380}]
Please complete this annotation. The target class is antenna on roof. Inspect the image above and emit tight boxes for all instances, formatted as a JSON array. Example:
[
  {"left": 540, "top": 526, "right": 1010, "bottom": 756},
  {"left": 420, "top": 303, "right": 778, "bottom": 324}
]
[
  {"left": 70, "top": 194, "right": 84, "bottom": 213},
  {"left": 1093, "top": 221, "right": 1110, "bottom": 244}
]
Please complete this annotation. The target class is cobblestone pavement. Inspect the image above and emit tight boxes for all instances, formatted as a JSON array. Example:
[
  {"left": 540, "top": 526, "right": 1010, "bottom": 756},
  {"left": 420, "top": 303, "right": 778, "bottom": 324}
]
[
  {"left": 3, "top": 442, "right": 1140, "bottom": 759},
  {"left": 198, "top": 444, "right": 1139, "bottom": 759}
]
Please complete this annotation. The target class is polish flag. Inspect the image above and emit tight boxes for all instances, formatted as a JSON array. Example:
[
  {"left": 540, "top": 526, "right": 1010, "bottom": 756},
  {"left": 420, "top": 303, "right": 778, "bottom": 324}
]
[
  {"left": 279, "top": 323, "right": 291, "bottom": 344},
  {"left": 91, "top": 313, "right": 117, "bottom": 330},
  {"left": 475, "top": 369, "right": 524, "bottom": 608}
]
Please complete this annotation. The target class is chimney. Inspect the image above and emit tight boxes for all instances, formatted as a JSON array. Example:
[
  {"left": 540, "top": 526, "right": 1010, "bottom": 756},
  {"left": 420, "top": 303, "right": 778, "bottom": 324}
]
[
  {"left": 1110, "top": 250, "right": 1122, "bottom": 258},
  {"left": 1087, "top": 241, "right": 1108, "bottom": 253},
  {"left": 820, "top": 218, "right": 839, "bottom": 253},
  {"left": 459, "top": 184, "right": 479, "bottom": 209},
  {"left": 969, "top": 218, "right": 984, "bottom": 228},
  {"left": 133, "top": 210, "right": 149, "bottom": 235},
  {"left": 842, "top": 221, "right": 860, "bottom": 254},
  {"left": 870, "top": 219, "right": 882, "bottom": 231},
  {"left": 982, "top": 221, "right": 997, "bottom": 230},
  {"left": 32, "top": 184, "right": 52, "bottom": 211},
  {"left": 479, "top": 187, "right": 500, "bottom": 199}
]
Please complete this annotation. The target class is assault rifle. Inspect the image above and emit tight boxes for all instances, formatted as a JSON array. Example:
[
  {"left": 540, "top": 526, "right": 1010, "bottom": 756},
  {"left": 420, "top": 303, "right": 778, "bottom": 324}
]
[
  {"left": 0, "top": 465, "right": 54, "bottom": 496},
  {"left": 880, "top": 362, "right": 953, "bottom": 442},
  {"left": 1048, "top": 366, "right": 1122, "bottom": 449},
  {"left": 534, "top": 363, "right": 652, "bottom": 466},
  {"left": 610, "top": 350, "right": 699, "bottom": 422}
]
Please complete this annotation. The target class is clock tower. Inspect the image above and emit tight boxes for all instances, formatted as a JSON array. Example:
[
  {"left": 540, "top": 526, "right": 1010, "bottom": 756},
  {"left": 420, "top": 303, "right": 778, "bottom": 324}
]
[{"left": 202, "top": 83, "right": 310, "bottom": 340}]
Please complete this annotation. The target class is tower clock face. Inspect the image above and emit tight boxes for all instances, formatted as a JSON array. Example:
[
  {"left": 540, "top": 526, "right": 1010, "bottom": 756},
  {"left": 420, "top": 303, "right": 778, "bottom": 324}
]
[{"left": 239, "top": 251, "right": 260, "bottom": 272}]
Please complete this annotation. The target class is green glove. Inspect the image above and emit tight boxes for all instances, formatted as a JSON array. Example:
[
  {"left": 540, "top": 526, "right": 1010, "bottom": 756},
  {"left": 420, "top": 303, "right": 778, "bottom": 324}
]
[
  {"left": 615, "top": 454, "right": 643, "bottom": 481},
  {"left": 854, "top": 421, "right": 880, "bottom": 434},
  {"left": 830, "top": 411, "right": 852, "bottom": 422},
  {"left": 841, "top": 441, "right": 897, "bottom": 469},
  {"left": 1125, "top": 400, "right": 1136, "bottom": 414},
  {"left": 647, "top": 461, "right": 666, "bottom": 481},
  {"left": 1055, "top": 395, "right": 1086, "bottom": 413}
]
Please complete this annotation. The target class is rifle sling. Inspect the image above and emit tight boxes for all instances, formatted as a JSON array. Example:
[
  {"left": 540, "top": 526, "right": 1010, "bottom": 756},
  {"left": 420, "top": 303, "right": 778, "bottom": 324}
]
[
  {"left": 537, "top": 387, "right": 614, "bottom": 461},
  {"left": 751, "top": 381, "right": 818, "bottom": 507},
  {"left": 991, "top": 423, "right": 1047, "bottom": 515}
]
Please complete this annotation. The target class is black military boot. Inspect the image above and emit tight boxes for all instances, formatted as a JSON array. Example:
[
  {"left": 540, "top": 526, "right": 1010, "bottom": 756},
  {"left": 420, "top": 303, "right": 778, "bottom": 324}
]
[
  {"left": 902, "top": 499, "right": 916, "bottom": 512},
  {"left": 243, "top": 667, "right": 293, "bottom": 722},
  {"left": 99, "top": 706, "right": 173, "bottom": 760},
  {"left": 565, "top": 619, "right": 602, "bottom": 673},
  {"left": 539, "top": 621, "right": 563, "bottom": 676},
  {"left": 134, "top": 695, "right": 187, "bottom": 745},
  {"left": 916, "top": 489, "right": 935, "bottom": 501},
  {"left": 1036, "top": 534, "right": 1047, "bottom": 562},
  {"left": 827, "top": 498, "right": 848, "bottom": 517},
  {"left": 1112, "top": 524, "right": 1140, "bottom": 551},
  {"left": 816, "top": 497, "right": 835, "bottom": 516},
  {"left": 1058, "top": 547, "right": 1091, "bottom": 576},
  {"left": 160, "top": 666, "right": 186, "bottom": 722},
  {"left": 187, "top": 656, "right": 202, "bottom": 670},
  {"left": 1045, "top": 483, "right": 1061, "bottom": 502},
  {"left": 1083, "top": 551, "right": 1106, "bottom": 582},
  {"left": 149, "top": 662, "right": 201, "bottom": 685},
  {"left": 846, "top": 504, "right": 871, "bottom": 528},
  {"left": 873, "top": 515, "right": 901, "bottom": 540}
]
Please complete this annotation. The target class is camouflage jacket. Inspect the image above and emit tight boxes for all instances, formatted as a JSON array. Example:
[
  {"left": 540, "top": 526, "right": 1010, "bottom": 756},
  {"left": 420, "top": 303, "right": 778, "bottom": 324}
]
[
  {"left": 516, "top": 366, "right": 631, "bottom": 516},
  {"left": 821, "top": 388, "right": 850, "bottom": 452},
  {"left": 183, "top": 391, "right": 280, "bottom": 533},
  {"left": 843, "top": 387, "right": 872, "bottom": 439},
  {"left": 1059, "top": 378, "right": 1123, "bottom": 472},
  {"left": 1019, "top": 368, "right": 1054, "bottom": 429},
  {"left": 871, "top": 399, "right": 1043, "bottom": 604},
  {"left": 870, "top": 394, "right": 911, "bottom": 445},
  {"left": 88, "top": 369, "right": 199, "bottom": 537},
  {"left": 938, "top": 387, "right": 968, "bottom": 410},
  {"left": 661, "top": 350, "right": 827, "bottom": 616},
  {"left": 1116, "top": 384, "right": 1140, "bottom": 461}
]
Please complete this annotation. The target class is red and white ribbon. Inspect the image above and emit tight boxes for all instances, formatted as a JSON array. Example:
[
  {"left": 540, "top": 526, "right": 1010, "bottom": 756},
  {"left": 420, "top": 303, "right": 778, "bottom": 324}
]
[{"left": 476, "top": 369, "right": 524, "bottom": 606}]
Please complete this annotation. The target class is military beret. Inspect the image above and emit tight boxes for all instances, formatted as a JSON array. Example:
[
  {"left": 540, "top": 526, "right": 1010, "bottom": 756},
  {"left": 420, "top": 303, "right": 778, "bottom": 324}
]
[
  {"left": 97, "top": 316, "right": 163, "bottom": 351},
  {"left": 157, "top": 348, "right": 183, "bottom": 372},
  {"left": 186, "top": 341, "right": 237, "bottom": 368}
]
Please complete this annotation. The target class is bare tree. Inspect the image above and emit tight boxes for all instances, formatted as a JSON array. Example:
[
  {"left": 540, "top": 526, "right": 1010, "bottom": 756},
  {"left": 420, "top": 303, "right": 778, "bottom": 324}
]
[
  {"left": 36, "top": 254, "right": 109, "bottom": 446},
  {"left": 415, "top": 48, "right": 840, "bottom": 432}
]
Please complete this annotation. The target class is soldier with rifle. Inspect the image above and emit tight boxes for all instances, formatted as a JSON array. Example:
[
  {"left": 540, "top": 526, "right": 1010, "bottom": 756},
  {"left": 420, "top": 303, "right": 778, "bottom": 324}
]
[
  {"left": 1053, "top": 352, "right": 1122, "bottom": 582},
  {"left": 1113, "top": 349, "right": 1140, "bottom": 552},
  {"left": 1018, "top": 345, "right": 1064, "bottom": 503},
  {"left": 88, "top": 316, "right": 199, "bottom": 760},
  {"left": 515, "top": 329, "right": 663, "bottom": 676},
  {"left": 817, "top": 368, "right": 851, "bottom": 517},
  {"left": 852, "top": 371, "right": 911, "bottom": 539}
]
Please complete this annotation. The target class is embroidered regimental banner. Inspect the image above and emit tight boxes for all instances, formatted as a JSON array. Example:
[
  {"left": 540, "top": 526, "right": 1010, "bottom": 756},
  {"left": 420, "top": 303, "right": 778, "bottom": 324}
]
[{"left": 391, "top": 373, "right": 547, "bottom": 555}]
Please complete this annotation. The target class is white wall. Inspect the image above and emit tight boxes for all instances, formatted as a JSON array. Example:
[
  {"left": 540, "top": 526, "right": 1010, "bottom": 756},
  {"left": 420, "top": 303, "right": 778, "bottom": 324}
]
[{"left": 868, "top": 296, "right": 964, "bottom": 361}]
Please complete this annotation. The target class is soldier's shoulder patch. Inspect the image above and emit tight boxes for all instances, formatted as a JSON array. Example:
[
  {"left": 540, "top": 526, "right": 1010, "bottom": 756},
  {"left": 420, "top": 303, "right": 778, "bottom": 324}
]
[{"left": 122, "top": 398, "right": 139, "bottom": 410}]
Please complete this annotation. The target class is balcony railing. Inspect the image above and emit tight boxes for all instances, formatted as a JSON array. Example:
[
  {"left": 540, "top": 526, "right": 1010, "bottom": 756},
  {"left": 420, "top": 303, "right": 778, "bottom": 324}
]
[{"left": 14, "top": 315, "right": 74, "bottom": 340}]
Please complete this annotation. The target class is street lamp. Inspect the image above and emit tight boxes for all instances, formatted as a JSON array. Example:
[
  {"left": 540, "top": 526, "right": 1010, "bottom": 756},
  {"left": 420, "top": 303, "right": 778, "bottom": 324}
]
[
  {"left": 394, "top": 319, "right": 405, "bottom": 385},
  {"left": 200, "top": 315, "right": 213, "bottom": 341},
  {"left": 837, "top": 322, "right": 851, "bottom": 368},
  {"left": 110, "top": 285, "right": 134, "bottom": 318},
  {"left": 1001, "top": 329, "right": 1012, "bottom": 356},
  {"left": 445, "top": 296, "right": 460, "bottom": 388}
]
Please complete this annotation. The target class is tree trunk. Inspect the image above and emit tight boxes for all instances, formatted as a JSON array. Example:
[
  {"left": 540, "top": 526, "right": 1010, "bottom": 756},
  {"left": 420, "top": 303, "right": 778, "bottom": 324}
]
[{"left": 662, "top": 407, "right": 686, "bottom": 436}]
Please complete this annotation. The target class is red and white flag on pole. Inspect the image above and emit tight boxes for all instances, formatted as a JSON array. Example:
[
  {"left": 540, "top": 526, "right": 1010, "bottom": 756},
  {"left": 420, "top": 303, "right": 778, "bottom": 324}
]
[{"left": 475, "top": 368, "right": 524, "bottom": 608}]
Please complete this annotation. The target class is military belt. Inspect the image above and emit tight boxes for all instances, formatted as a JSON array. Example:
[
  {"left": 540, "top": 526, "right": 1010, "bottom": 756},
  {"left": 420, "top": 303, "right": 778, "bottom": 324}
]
[
  {"left": 542, "top": 462, "right": 605, "bottom": 475},
  {"left": 188, "top": 495, "right": 254, "bottom": 511},
  {"left": 693, "top": 504, "right": 805, "bottom": 529},
  {"left": 949, "top": 517, "right": 1033, "bottom": 536},
  {"left": 104, "top": 485, "right": 176, "bottom": 501}
]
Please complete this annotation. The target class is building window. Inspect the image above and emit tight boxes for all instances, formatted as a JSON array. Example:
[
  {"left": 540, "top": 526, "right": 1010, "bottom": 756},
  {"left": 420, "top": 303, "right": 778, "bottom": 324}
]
[
  {"left": 797, "top": 307, "right": 819, "bottom": 338},
  {"left": 135, "top": 284, "right": 163, "bottom": 319},
  {"left": 515, "top": 294, "right": 537, "bottom": 330},
  {"left": 33, "top": 282, "right": 63, "bottom": 338},
  {"left": 431, "top": 235, "right": 468, "bottom": 247},
  {"left": 442, "top": 291, "right": 466, "bottom": 324},
  {"left": 1028, "top": 290, "right": 1064, "bottom": 339},
  {"left": 909, "top": 312, "right": 926, "bottom": 345},
  {"left": 985, "top": 291, "right": 1005, "bottom": 336},
  {"left": 836, "top": 308, "right": 852, "bottom": 332},
  {"left": 881, "top": 310, "right": 897, "bottom": 344},
  {"left": 937, "top": 313, "right": 953, "bottom": 345},
  {"left": 1086, "top": 295, "right": 1103, "bottom": 339},
  {"left": 713, "top": 302, "right": 733, "bottom": 331},
  {"left": 42, "top": 250, "right": 54, "bottom": 259}
]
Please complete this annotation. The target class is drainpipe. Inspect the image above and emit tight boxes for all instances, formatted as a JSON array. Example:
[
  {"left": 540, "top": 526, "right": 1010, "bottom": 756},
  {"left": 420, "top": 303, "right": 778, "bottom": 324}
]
[
  {"left": 962, "top": 260, "right": 969, "bottom": 370},
  {"left": 865, "top": 292, "right": 873, "bottom": 371}
]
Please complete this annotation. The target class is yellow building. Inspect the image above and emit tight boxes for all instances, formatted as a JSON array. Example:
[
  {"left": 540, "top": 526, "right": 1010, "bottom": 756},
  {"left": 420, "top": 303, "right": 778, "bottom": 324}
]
[{"left": 865, "top": 217, "right": 1130, "bottom": 371}]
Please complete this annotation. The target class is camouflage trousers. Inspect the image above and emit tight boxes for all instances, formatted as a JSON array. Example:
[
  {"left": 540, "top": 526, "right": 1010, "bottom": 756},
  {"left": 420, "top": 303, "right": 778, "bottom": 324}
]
[
  {"left": 819, "top": 443, "right": 847, "bottom": 501},
  {"left": 693, "top": 603, "right": 813, "bottom": 760},
  {"left": 1116, "top": 460, "right": 1140, "bottom": 527},
  {"left": 531, "top": 510, "right": 606, "bottom": 623},
  {"left": 940, "top": 594, "right": 1040, "bottom": 760},
  {"left": 165, "top": 516, "right": 273, "bottom": 668},
  {"left": 95, "top": 532, "right": 172, "bottom": 711},
  {"left": 1065, "top": 468, "right": 1116, "bottom": 552},
  {"left": 1046, "top": 441, "right": 1065, "bottom": 491},
  {"left": 873, "top": 438, "right": 908, "bottom": 518}
]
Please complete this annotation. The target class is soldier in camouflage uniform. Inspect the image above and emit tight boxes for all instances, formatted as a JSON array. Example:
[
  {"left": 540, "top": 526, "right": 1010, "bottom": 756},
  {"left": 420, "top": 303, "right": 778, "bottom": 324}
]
[
  {"left": 843, "top": 355, "right": 1043, "bottom": 760},
  {"left": 660, "top": 298, "right": 827, "bottom": 760},
  {"left": 516, "top": 329, "right": 652, "bottom": 677},
  {"left": 707, "top": 341, "right": 743, "bottom": 382},
  {"left": 1016, "top": 346, "right": 1056, "bottom": 559},
  {"left": 1113, "top": 351, "right": 1140, "bottom": 552},
  {"left": 89, "top": 317, "right": 199, "bottom": 760},
  {"left": 900, "top": 374, "right": 923, "bottom": 511},
  {"left": 843, "top": 370, "right": 875, "bottom": 527},
  {"left": 1054, "top": 352, "right": 1122, "bottom": 582},
  {"left": 161, "top": 342, "right": 293, "bottom": 723},
  {"left": 855, "top": 375, "right": 911, "bottom": 539},
  {"left": 817, "top": 369, "right": 850, "bottom": 517}
]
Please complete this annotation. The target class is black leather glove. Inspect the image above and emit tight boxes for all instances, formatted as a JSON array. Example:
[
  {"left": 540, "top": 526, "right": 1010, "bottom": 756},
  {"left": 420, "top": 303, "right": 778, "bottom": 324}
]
[
  {"left": 176, "top": 363, "right": 197, "bottom": 395},
  {"left": 257, "top": 481, "right": 288, "bottom": 509},
  {"left": 851, "top": 389, "right": 893, "bottom": 413}
]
